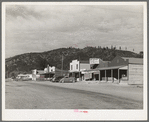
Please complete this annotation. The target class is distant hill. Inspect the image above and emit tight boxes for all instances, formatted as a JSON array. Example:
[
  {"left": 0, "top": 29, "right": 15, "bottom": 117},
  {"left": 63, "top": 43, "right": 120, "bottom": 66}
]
[{"left": 5, "top": 47, "right": 143, "bottom": 78}]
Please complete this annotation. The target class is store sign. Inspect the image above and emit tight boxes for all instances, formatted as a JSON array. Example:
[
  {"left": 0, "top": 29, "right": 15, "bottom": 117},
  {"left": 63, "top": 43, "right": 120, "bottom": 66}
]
[{"left": 89, "top": 58, "right": 100, "bottom": 64}]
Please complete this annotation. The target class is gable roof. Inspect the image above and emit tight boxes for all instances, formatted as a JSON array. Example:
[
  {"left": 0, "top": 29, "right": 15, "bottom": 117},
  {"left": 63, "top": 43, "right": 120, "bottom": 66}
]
[{"left": 121, "top": 57, "right": 143, "bottom": 64}]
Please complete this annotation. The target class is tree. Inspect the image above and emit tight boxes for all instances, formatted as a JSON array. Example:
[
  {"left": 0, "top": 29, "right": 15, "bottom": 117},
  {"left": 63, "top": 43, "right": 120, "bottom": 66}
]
[
  {"left": 119, "top": 46, "right": 121, "bottom": 50},
  {"left": 103, "top": 47, "right": 106, "bottom": 50},
  {"left": 139, "top": 51, "right": 143, "bottom": 56},
  {"left": 11, "top": 72, "right": 16, "bottom": 79},
  {"left": 39, "top": 59, "right": 49, "bottom": 70}
]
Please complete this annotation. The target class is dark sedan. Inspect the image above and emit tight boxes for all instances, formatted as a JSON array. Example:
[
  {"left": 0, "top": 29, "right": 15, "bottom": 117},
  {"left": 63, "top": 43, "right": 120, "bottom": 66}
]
[
  {"left": 59, "top": 76, "right": 76, "bottom": 83},
  {"left": 52, "top": 76, "right": 64, "bottom": 82}
]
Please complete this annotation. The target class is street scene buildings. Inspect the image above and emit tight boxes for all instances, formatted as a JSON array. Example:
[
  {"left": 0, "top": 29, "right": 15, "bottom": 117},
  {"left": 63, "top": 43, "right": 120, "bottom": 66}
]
[{"left": 26, "top": 56, "right": 143, "bottom": 85}]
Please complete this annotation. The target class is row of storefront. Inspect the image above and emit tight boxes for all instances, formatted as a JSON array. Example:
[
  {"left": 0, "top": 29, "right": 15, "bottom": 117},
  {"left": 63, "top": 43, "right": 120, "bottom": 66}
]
[
  {"left": 69, "top": 56, "right": 143, "bottom": 85},
  {"left": 31, "top": 56, "right": 143, "bottom": 85}
]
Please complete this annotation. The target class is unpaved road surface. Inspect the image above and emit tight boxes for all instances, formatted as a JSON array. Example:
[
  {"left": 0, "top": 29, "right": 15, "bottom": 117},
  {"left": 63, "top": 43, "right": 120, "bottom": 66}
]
[{"left": 5, "top": 81, "right": 143, "bottom": 109}]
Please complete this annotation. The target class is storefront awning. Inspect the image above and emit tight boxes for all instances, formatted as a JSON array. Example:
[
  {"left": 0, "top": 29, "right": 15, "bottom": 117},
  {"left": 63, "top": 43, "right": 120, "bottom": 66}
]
[
  {"left": 82, "top": 65, "right": 127, "bottom": 74},
  {"left": 97, "top": 65, "right": 127, "bottom": 70}
]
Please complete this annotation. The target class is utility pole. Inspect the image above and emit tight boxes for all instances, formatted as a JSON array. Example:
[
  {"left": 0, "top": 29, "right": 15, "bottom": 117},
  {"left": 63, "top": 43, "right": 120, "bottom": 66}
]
[
  {"left": 79, "top": 56, "right": 80, "bottom": 81},
  {"left": 61, "top": 54, "right": 63, "bottom": 76}
]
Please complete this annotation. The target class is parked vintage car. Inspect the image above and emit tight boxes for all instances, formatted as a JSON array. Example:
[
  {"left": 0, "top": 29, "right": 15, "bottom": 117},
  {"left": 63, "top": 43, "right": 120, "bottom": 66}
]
[
  {"left": 21, "top": 77, "right": 32, "bottom": 81},
  {"left": 52, "top": 76, "right": 64, "bottom": 82},
  {"left": 59, "top": 76, "right": 76, "bottom": 83},
  {"left": 15, "top": 77, "right": 31, "bottom": 81}
]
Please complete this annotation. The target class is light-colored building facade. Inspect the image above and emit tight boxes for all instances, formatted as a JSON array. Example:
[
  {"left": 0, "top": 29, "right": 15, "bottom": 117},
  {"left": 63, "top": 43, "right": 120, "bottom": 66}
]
[
  {"left": 70, "top": 60, "right": 80, "bottom": 72},
  {"left": 32, "top": 69, "right": 44, "bottom": 81},
  {"left": 69, "top": 59, "right": 90, "bottom": 80},
  {"left": 44, "top": 66, "right": 56, "bottom": 73},
  {"left": 69, "top": 60, "right": 90, "bottom": 72}
]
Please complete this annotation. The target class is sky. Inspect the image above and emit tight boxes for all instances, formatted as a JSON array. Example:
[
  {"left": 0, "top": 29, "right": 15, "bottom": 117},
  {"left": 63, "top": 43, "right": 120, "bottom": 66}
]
[{"left": 5, "top": 4, "right": 144, "bottom": 58}]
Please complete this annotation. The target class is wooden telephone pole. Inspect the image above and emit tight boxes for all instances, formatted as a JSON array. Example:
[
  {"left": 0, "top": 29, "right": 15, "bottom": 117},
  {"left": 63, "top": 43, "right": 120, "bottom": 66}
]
[
  {"left": 79, "top": 56, "right": 80, "bottom": 81},
  {"left": 61, "top": 54, "right": 63, "bottom": 76}
]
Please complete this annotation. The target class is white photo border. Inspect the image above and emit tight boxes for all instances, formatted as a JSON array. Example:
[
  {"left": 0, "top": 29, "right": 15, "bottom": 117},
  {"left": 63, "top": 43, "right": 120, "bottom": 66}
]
[{"left": 2, "top": 2, "right": 147, "bottom": 121}]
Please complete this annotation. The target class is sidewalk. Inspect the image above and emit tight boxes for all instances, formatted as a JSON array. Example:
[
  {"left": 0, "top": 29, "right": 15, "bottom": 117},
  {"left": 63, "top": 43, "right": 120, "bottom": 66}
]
[{"left": 29, "top": 80, "right": 143, "bottom": 102}]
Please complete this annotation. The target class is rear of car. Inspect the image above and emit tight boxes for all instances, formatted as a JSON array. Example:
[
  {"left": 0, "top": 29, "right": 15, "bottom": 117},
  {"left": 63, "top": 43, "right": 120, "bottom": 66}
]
[
  {"left": 52, "top": 76, "right": 64, "bottom": 82},
  {"left": 60, "top": 76, "right": 76, "bottom": 83}
]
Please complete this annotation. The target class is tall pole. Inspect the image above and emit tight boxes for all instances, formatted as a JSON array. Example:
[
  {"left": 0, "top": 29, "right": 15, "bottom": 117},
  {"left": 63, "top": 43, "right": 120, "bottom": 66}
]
[
  {"left": 61, "top": 54, "right": 63, "bottom": 76},
  {"left": 79, "top": 56, "right": 80, "bottom": 81}
]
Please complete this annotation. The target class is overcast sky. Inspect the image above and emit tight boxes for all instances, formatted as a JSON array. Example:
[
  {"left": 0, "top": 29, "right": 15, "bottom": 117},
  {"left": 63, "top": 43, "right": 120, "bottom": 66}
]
[{"left": 5, "top": 4, "right": 143, "bottom": 58}]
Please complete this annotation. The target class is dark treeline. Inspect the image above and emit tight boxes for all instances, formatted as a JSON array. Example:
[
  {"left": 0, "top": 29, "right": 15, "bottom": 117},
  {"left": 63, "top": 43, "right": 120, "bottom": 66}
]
[{"left": 5, "top": 46, "right": 143, "bottom": 78}]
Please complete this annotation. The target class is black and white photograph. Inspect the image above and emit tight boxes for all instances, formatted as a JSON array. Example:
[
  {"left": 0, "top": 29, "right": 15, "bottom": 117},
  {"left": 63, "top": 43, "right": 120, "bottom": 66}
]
[{"left": 2, "top": 2, "right": 147, "bottom": 121}]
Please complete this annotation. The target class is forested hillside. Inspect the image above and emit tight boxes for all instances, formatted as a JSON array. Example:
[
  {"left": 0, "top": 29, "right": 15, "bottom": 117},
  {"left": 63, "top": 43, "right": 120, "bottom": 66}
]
[{"left": 5, "top": 46, "right": 143, "bottom": 78}]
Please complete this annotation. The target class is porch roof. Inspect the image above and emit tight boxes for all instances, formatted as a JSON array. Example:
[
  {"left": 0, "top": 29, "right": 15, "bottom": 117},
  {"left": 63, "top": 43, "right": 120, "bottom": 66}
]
[
  {"left": 82, "top": 65, "right": 127, "bottom": 73},
  {"left": 96, "top": 65, "right": 127, "bottom": 70}
]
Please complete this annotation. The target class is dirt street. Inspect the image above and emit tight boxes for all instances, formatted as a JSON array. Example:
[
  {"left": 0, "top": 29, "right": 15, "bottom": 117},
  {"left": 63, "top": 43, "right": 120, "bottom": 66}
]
[{"left": 5, "top": 81, "right": 143, "bottom": 109}]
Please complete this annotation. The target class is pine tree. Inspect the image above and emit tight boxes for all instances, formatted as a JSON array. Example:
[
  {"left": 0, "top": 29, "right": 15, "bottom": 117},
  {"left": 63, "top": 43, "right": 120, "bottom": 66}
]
[{"left": 139, "top": 51, "right": 143, "bottom": 55}]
